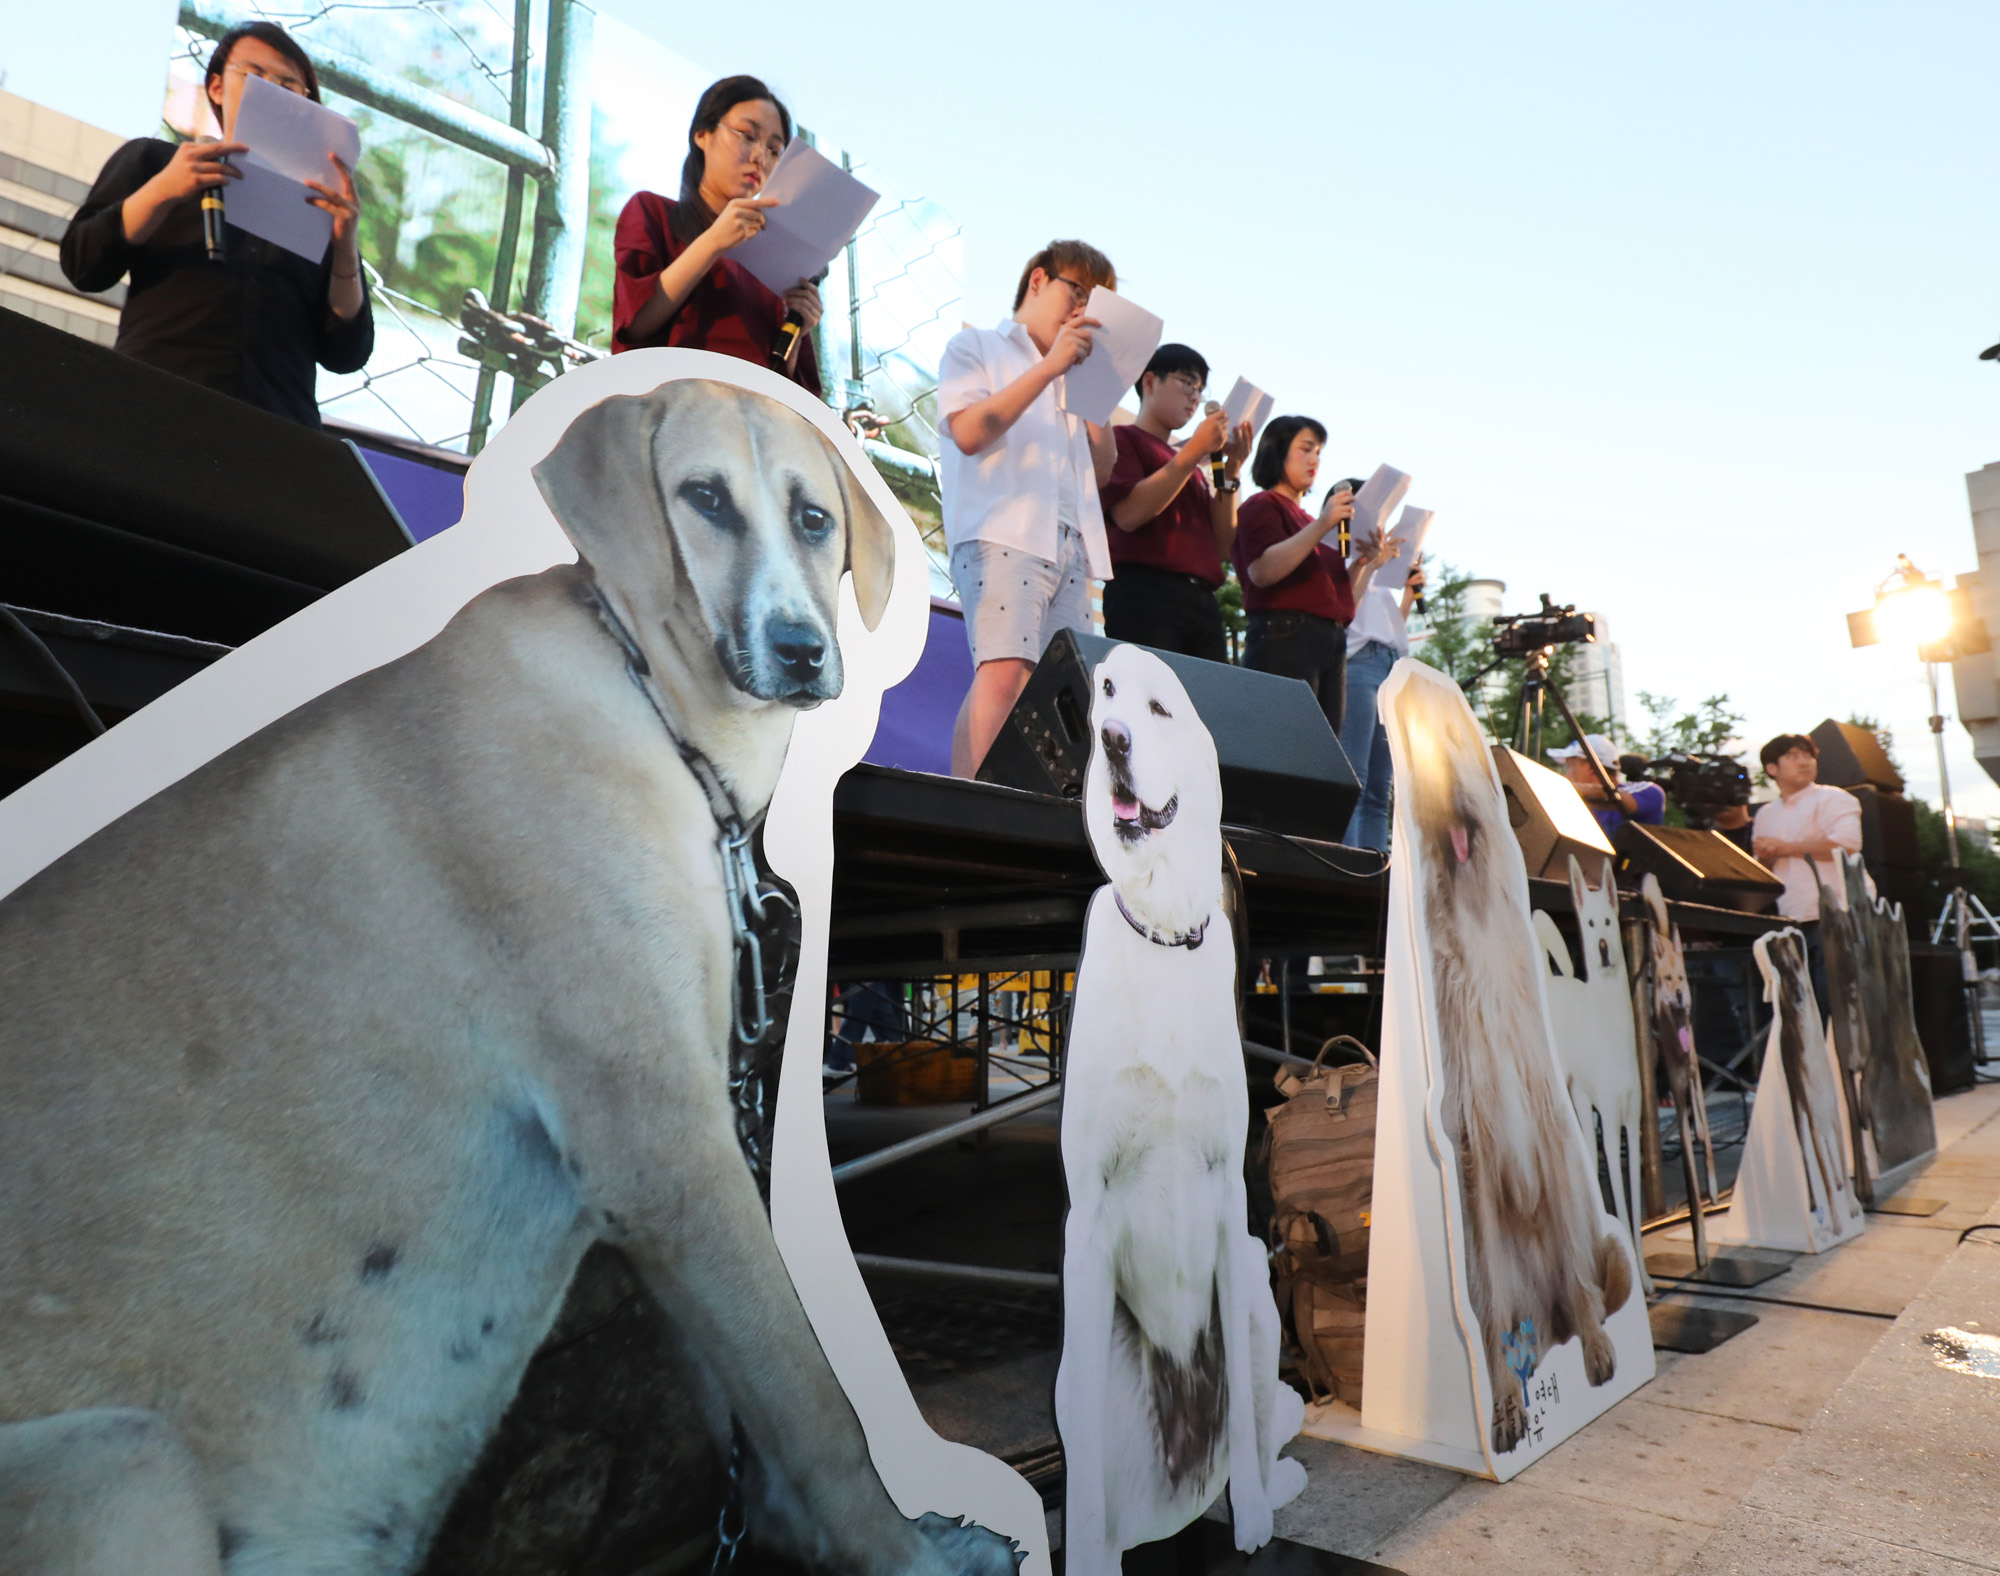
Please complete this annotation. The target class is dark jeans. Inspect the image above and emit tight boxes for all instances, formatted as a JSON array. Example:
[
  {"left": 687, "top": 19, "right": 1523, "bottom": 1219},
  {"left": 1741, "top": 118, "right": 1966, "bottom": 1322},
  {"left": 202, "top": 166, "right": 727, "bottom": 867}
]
[
  {"left": 1102, "top": 564, "right": 1229, "bottom": 663},
  {"left": 1244, "top": 609, "right": 1347, "bottom": 734},
  {"left": 1796, "top": 920, "right": 1831, "bottom": 1023}
]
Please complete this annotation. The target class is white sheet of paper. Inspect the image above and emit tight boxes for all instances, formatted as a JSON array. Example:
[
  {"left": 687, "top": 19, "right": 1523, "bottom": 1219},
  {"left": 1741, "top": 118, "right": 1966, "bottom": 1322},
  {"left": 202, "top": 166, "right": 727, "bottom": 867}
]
[
  {"left": 1349, "top": 464, "right": 1412, "bottom": 550},
  {"left": 1060, "top": 287, "right": 1164, "bottom": 427},
  {"left": 732, "top": 140, "right": 880, "bottom": 297},
  {"left": 1220, "top": 376, "right": 1274, "bottom": 439},
  {"left": 225, "top": 73, "right": 360, "bottom": 263},
  {"left": 1373, "top": 505, "right": 1434, "bottom": 591}
]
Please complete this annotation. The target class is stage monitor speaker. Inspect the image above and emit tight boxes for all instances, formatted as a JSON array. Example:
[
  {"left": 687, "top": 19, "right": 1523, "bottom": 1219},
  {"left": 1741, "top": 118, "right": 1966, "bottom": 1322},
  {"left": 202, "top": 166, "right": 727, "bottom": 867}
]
[
  {"left": 1613, "top": 822, "right": 1784, "bottom": 903},
  {"left": 1810, "top": 719, "right": 1904, "bottom": 793},
  {"left": 1909, "top": 945, "right": 1977, "bottom": 1096},
  {"left": 974, "top": 629, "right": 1360, "bottom": 842},
  {"left": 1488, "top": 745, "right": 1616, "bottom": 883}
]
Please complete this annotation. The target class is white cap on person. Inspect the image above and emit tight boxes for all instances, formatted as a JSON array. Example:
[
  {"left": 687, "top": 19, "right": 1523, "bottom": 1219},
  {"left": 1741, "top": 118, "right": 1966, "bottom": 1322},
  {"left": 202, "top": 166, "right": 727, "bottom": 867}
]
[{"left": 1549, "top": 733, "right": 1619, "bottom": 769}]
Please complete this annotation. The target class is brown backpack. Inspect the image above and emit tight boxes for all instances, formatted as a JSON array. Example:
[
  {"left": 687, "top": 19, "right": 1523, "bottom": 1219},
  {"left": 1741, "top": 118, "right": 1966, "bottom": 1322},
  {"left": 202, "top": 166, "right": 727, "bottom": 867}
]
[{"left": 1265, "top": 1036, "right": 1379, "bottom": 1406}]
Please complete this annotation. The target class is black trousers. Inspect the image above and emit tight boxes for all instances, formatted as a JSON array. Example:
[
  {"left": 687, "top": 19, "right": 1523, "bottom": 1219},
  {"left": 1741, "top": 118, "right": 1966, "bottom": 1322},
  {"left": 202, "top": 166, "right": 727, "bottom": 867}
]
[
  {"left": 1102, "top": 564, "right": 1229, "bottom": 663},
  {"left": 1244, "top": 609, "right": 1348, "bottom": 734}
]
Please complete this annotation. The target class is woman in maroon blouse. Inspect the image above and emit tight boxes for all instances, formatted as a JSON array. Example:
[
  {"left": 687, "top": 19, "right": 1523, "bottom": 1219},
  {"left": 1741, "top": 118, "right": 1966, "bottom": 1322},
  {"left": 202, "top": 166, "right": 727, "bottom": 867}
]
[
  {"left": 612, "top": 75, "right": 823, "bottom": 394},
  {"left": 1229, "top": 415, "right": 1392, "bottom": 733}
]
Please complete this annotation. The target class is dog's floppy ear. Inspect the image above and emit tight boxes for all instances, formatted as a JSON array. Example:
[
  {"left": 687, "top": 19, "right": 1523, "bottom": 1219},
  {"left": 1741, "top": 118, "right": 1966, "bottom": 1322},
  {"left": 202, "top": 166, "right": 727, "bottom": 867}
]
[
  {"left": 837, "top": 458, "right": 896, "bottom": 632},
  {"left": 1642, "top": 875, "right": 1669, "bottom": 937},
  {"left": 531, "top": 389, "right": 672, "bottom": 564}
]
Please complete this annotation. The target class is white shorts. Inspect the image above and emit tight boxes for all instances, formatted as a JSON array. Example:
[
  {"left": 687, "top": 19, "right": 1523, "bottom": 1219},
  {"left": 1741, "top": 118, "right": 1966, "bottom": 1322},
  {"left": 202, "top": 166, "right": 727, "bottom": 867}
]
[{"left": 949, "top": 525, "right": 1094, "bottom": 667}]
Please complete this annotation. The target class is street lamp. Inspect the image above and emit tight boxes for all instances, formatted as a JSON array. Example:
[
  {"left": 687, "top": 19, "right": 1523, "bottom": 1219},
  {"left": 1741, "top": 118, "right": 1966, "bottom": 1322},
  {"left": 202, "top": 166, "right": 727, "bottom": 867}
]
[{"left": 1849, "top": 556, "right": 1993, "bottom": 1060}]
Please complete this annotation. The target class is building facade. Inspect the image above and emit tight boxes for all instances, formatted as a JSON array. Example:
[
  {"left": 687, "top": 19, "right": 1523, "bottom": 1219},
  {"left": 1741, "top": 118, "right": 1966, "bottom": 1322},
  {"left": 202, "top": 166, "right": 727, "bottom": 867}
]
[{"left": 0, "top": 90, "right": 123, "bottom": 348}]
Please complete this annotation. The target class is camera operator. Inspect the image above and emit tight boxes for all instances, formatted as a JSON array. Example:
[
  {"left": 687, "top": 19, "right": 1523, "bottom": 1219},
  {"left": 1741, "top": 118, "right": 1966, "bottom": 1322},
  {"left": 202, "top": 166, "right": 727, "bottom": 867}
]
[
  {"left": 1551, "top": 734, "right": 1664, "bottom": 837},
  {"left": 1712, "top": 802, "right": 1755, "bottom": 858}
]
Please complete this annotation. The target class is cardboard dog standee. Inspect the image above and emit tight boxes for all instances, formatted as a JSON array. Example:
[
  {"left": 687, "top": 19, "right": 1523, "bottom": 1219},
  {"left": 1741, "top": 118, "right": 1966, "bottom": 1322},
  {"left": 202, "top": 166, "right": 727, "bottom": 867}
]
[
  {"left": 1532, "top": 856, "right": 1654, "bottom": 1298},
  {"left": 1305, "top": 661, "right": 1653, "bottom": 1481},
  {"left": 0, "top": 352, "right": 1045, "bottom": 1576},
  {"left": 1708, "top": 931, "right": 1866, "bottom": 1256}
]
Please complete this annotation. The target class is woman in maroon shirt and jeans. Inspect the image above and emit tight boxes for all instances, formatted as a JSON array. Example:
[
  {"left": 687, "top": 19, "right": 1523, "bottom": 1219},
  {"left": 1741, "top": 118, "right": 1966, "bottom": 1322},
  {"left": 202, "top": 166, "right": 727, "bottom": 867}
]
[
  {"left": 1230, "top": 415, "right": 1393, "bottom": 733},
  {"left": 611, "top": 75, "right": 823, "bottom": 394}
]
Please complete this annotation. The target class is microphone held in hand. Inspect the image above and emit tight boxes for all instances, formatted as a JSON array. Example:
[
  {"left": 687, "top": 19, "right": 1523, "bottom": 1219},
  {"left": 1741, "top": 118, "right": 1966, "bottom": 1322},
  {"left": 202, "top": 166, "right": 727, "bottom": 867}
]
[
  {"left": 201, "top": 166, "right": 227, "bottom": 263},
  {"left": 769, "top": 309, "right": 804, "bottom": 372}
]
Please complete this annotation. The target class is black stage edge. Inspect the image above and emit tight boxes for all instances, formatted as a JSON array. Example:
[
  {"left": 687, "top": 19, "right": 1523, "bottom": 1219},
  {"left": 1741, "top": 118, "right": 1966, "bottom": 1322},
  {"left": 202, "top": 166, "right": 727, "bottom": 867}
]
[
  {"left": 1650, "top": 1300, "right": 1759, "bottom": 1353},
  {"left": 1645, "top": 1251, "right": 1792, "bottom": 1288},
  {"left": 1076, "top": 1521, "right": 1404, "bottom": 1576},
  {"left": 1868, "top": 1195, "right": 1947, "bottom": 1217}
]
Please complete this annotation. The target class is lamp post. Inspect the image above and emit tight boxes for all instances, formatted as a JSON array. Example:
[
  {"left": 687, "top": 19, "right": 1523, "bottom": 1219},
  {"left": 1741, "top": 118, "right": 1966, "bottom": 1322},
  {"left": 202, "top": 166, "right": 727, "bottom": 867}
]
[{"left": 1854, "top": 556, "right": 1990, "bottom": 1062}]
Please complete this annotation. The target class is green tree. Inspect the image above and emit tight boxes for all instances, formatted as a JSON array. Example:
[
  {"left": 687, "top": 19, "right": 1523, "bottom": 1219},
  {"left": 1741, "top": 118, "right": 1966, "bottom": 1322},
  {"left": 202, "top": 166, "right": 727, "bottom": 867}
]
[
  {"left": 573, "top": 108, "right": 630, "bottom": 348},
  {"left": 1912, "top": 796, "right": 2000, "bottom": 919},
  {"left": 1214, "top": 569, "right": 1246, "bottom": 664},
  {"left": 1409, "top": 561, "right": 1486, "bottom": 685},
  {"left": 1634, "top": 691, "right": 1745, "bottom": 758}
]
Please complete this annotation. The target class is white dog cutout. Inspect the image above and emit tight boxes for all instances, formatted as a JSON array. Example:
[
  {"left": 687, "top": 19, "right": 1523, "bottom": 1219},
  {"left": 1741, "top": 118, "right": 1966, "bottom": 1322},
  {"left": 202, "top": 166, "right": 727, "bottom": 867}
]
[
  {"left": 1056, "top": 645, "right": 1306, "bottom": 1574},
  {"left": 1533, "top": 855, "right": 1654, "bottom": 1298}
]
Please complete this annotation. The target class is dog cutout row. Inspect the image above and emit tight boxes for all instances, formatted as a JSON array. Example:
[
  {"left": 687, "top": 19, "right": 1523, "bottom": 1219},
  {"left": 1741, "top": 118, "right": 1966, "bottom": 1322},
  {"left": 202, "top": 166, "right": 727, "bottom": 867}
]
[
  {"left": 0, "top": 353, "right": 1044, "bottom": 1576},
  {"left": 1708, "top": 929, "right": 1865, "bottom": 1256},
  {"left": 1532, "top": 855, "right": 1653, "bottom": 1299},
  {"left": 1818, "top": 849, "right": 1936, "bottom": 1198},
  {"left": 1055, "top": 644, "right": 1306, "bottom": 1576},
  {"left": 1307, "top": 658, "right": 1650, "bottom": 1481}
]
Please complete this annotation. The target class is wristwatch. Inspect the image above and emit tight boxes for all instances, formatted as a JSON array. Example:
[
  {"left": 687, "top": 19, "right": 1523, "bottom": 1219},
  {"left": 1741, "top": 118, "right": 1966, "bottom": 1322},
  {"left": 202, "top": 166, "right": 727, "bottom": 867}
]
[{"left": 1215, "top": 475, "right": 1240, "bottom": 494}]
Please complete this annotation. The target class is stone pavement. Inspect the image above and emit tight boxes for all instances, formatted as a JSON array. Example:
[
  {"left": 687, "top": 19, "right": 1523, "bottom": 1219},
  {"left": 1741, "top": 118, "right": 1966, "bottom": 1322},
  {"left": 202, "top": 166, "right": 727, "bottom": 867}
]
[{"left": 1261, "top": 1080, "right": 2000, "bottom": 1575}]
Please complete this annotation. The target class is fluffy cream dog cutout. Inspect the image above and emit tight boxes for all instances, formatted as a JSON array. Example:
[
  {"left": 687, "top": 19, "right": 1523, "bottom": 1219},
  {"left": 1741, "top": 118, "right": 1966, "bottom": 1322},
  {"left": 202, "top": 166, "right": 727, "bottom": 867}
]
[
  {"left": 1056, "top": 644, "right": 1305, "bottom": 1575},
  {"left": 1382, "top": 663, "right": 1638, "bottom": 1462}
]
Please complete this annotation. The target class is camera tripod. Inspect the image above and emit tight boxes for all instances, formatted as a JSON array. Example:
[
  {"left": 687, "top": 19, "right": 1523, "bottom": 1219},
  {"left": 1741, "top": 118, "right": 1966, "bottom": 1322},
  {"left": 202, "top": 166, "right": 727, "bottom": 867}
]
[{"left": 1463, "top": 644, "right": 1625, "bottom": 805}]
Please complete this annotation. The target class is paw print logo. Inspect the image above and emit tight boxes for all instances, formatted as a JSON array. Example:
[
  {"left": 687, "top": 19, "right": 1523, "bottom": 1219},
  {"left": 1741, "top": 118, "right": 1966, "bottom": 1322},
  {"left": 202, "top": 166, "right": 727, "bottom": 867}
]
[{"left": 1501, "top": 1319, "right": 1537, "bottom": 1404}]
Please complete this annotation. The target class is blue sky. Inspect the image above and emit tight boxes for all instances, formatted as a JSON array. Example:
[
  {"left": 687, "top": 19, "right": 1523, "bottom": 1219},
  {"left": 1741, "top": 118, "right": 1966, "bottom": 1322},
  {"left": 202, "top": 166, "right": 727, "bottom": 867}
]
[{"left": 604, "top": 0, "right": 2000, "bottom": 813}]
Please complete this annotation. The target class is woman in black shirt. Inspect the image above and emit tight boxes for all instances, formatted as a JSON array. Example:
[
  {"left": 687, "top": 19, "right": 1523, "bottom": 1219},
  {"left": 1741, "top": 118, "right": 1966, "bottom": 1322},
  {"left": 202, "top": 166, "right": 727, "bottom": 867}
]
[{"left": 59, "top": 22, "right": 372, "bottom": 429}]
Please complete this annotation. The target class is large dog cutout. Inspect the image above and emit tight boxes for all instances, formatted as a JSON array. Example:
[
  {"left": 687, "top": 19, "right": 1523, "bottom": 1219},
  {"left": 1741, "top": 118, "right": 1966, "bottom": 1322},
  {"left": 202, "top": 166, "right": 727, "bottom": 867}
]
[
  {"left": 1819, "top": 852, "right": 1935, "bottom": 1190},
  {"left": 1361, "top": 660, "right": 1647, "bottom": 1476},
  {"left": 1533, "top": 855, "right": 1653, "bottom": 1299},
  {"left": 1056, "top": 645, "right": 1306, "bottom": 1574},
  {"left": 0, "top": 356, "right": 1036, "bottom": 1576},
  {"left": 1711, "top": 928, "right": 1865, "bottom": 1254}
]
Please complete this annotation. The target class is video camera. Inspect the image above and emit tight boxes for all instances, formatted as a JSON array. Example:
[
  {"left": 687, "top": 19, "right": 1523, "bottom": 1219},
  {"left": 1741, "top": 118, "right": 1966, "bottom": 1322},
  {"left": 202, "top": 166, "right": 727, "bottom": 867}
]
[
  {"left": 1490, "top": 594, "right": 1597, "bottom": 659},
  {"left": 1625, "top": 751, "right": 1751, "bottom": 830}
]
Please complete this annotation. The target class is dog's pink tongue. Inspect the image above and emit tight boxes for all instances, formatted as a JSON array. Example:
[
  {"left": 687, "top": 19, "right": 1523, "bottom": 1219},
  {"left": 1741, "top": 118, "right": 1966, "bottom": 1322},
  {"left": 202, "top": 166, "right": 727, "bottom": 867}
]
[
  {"left": 1450, "top": 825, "right": 1470, "bottom": 864},
  {"left": 1113, "top": 790, "right": 1141, "bottom": 819}
]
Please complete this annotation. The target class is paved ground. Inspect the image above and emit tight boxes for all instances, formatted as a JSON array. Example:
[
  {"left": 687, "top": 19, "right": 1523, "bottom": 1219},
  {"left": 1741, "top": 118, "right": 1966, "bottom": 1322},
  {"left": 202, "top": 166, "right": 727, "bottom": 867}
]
[{"left": 1266, "top": 1079, "right": 2000, "bottom": 1575}]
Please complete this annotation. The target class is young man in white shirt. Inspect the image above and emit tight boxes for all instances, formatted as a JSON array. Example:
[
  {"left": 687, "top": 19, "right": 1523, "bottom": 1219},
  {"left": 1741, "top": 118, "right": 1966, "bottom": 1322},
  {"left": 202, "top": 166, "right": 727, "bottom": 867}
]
[
  {"left": 938, "top": 239, "right": 1118, "bottom": 777},
  {"left": 1753, "top": 731, "right": 1865, "bottom": 1008}
]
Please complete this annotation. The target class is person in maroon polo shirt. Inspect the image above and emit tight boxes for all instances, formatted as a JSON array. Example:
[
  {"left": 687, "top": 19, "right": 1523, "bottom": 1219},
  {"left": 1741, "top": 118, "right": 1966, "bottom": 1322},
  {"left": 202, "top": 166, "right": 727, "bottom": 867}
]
[
  {"left": 1230, "top": 415, "right": 1395, "bottom": 732},
  {"left": 611, "top": 75, "right": 823, "bottom": 395},
  {"left": 1099, "top": 344, "right": 1253, "bottom": 662}
]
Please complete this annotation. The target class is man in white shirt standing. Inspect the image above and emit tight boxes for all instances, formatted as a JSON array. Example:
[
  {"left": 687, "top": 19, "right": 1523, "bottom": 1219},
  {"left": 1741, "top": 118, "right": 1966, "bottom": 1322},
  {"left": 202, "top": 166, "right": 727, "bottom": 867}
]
[
  {"left": 1753, "top": 731, "right": 1865, "bottom": 1009},
  {"left": 938, "top": 239, "right": 1119, "bottom": 776}
]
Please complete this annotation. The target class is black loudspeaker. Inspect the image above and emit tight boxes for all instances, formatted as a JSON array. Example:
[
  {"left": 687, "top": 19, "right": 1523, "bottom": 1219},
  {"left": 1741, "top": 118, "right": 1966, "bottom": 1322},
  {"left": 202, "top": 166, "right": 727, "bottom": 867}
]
[
  {"left": 1613, "top": 822, "right": 1784, "bottom": 903},
  {"left": 1488, "top": 745, "right": 1616, "bottom": 882},
  {"left": 1843, "top": 783, "right": 1924, "bottom": 927},
  {"left": 1909, "top": 945, "right": 1977, "bottom": 1096},
  {"left": 1810, "top": 718, "right": 1904, "bottom": 792},
  {"left": 975, "top": 629, "right": 1360, "bottom": 842}
]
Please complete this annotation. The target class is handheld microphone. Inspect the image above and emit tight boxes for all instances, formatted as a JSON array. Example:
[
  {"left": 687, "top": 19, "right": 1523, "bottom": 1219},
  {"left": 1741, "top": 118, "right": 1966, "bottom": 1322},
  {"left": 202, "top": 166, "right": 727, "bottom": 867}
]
[
  {"left": 1332, "top": 484, "right": 1353, "bottom": 557},
  {"left": 201, "top": 167, "right": 227, "bottom": 263},
  {"left": 1203, "top": 399, "right": 1226, "bottom": 491},
  {"left": 769, "top": 310, "right": 804, "bottom": 372}
]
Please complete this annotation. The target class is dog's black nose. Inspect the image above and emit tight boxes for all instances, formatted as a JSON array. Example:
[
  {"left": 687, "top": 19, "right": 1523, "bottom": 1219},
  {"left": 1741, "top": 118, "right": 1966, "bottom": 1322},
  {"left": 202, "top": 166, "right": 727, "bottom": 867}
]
[
  {"left": 770, "top": 621, "right": 827, "bottom": 680},
  {"left": 1100, "top": 720, "right": 1130, "bottom": 758}
]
